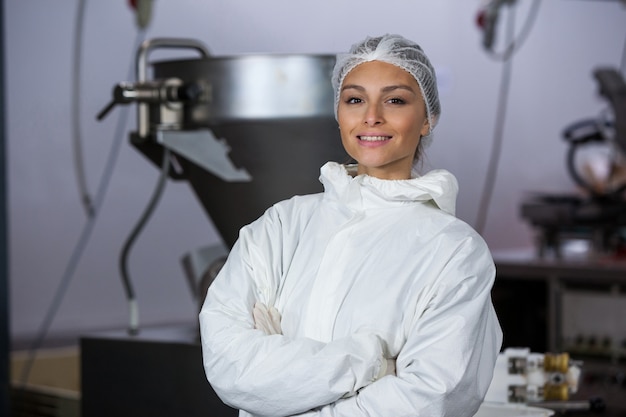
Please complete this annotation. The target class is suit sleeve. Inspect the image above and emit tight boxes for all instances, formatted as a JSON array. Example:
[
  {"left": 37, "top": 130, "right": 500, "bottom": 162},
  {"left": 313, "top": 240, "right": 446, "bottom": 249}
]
[{"left": 199, "top": 204, "right": 388, "bottom": 417}]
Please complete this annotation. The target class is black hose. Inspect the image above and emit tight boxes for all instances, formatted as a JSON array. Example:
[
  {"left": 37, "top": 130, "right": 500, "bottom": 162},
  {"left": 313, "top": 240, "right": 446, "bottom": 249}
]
[{"left": 118, "top": 148, "right": 171, "bottom": 335}]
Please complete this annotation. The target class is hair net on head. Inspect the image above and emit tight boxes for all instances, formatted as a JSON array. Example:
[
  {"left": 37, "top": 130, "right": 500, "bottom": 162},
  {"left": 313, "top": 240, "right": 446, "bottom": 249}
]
[{"left": 332, "top": 34, "right": 441, "bottom": 141}]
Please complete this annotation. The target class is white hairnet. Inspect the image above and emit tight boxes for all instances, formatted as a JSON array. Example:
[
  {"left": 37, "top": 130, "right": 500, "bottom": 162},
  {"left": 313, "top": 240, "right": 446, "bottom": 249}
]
[{"left": 332, "top": 34, "right": 441, "bottom": 140}]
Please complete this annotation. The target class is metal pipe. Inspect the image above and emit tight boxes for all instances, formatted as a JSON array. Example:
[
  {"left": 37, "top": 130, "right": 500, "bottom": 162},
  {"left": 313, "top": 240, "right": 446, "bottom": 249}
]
[{"left": 135, "top": 38, "right": 210, "bottom": 137}]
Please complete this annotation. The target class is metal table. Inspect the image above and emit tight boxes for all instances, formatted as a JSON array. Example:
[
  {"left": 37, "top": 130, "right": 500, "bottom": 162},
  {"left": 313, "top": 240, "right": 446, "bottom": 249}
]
[{"left": 493, "top": 249, "right": 626, "bottom": 416}]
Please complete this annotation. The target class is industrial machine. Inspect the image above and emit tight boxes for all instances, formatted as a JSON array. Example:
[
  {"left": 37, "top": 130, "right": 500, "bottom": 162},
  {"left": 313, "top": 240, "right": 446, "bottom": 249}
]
[
  {"left": 520, "top": 68, "right": 626, "bottom": 258},
  {"left": 98, "top": 38, "right": 348, "bottom": 318},
  {"left": 98, "top": 37, "right": 346, "bottom": 248}
]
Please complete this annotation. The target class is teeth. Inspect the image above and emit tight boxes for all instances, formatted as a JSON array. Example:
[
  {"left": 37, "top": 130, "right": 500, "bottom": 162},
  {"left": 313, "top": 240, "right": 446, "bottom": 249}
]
[{"left": 359, "top": 136, "right": 390, "bottom": 142}]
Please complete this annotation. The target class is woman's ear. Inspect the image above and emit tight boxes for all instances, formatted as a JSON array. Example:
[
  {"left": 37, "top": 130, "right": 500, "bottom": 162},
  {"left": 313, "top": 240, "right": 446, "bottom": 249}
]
[{"left": 420, "top": 119, "right": 431, "bottom": 137}]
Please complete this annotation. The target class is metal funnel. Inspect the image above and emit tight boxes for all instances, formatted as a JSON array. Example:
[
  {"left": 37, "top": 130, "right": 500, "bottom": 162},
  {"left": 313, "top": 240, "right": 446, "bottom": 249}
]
[{"left": 119, "top": 40, "right": 347, "bottom": 248}]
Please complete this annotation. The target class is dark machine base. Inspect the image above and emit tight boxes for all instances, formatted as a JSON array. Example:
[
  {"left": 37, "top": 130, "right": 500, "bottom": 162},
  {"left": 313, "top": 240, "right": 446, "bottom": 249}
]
[{"left": 81, "top": 325, "right": 238, "bottom": 417}]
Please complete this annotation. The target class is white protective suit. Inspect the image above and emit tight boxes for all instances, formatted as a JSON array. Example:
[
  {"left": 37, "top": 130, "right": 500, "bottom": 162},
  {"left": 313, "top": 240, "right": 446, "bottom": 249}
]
[{"left": 199, "top": 161, "right": 503, "bottom": 417}]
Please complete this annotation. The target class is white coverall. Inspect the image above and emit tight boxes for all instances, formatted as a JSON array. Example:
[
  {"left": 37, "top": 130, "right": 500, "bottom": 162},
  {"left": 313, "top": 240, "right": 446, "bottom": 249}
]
[{"left": 199, "top": 161, "right": 503, "bottom": 417}]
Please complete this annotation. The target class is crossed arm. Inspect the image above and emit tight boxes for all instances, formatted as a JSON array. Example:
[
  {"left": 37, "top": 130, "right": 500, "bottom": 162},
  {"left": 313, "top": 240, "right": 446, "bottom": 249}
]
[{"left": 200, "top": 246, "right": 500, "bottom": 416}]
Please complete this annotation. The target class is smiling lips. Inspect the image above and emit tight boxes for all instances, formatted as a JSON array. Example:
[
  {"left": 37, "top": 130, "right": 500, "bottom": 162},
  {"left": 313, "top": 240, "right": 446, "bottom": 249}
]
[{"left": 358, "top": 135, "right": 392, "bottom": 142}]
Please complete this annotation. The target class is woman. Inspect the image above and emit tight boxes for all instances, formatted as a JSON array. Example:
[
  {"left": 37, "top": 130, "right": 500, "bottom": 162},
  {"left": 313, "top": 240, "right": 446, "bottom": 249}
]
[{"left": 199, "top": 34, "right": 502, "bottom": 417}]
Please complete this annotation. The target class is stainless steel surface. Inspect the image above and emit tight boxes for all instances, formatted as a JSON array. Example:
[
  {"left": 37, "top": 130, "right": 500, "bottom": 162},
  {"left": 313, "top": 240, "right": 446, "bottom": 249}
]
[{"left": 151, "top": 53, "right": 336, "bottom": 124}]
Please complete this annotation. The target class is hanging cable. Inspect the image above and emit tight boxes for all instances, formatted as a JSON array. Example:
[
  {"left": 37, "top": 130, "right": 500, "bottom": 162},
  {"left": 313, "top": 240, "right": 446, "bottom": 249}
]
[
  {"left": 486, "top": 0, "right": 542, "bottom": 62},
  {"left": 71, "top": 0, "right": 94, "bottom": 217},
  {"left": 18, "top": 29, "right": 147, "bottom": 388},
  {"left": 474, "top": 0, "right": 541, "bottom": 234},
  {"left": 119, "top": 148, "right": 171, "bottom": 336},
  {"left": 475, "top": 5, "right": 517, "bottom": 235}
]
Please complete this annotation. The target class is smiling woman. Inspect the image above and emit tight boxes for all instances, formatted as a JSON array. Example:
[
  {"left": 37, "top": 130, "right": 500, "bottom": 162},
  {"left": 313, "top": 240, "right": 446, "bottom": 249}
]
[
  {"left": 337, "top": 61, "right": 430, "bottom": 179},
  {"left": 199, "top": 34, "right": 503, "bottom": 417},
  {"left": 331, "top": 35, "right": 442, "bottom": 180}
]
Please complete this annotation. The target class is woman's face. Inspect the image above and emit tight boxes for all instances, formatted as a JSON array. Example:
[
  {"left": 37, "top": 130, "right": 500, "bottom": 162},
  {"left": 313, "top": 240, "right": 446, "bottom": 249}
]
[{"left": 337, "top": 60, "right": 430, "bottom": 180}]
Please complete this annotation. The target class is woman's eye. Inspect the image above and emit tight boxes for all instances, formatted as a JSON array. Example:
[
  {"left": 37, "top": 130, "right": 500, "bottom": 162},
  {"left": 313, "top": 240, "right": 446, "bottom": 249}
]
[
  {"left": 345, "top": 97, "right": 362, "bottom": 104},
  {"left": 388, "top": 98, "right": 405, "bottom": 105}
]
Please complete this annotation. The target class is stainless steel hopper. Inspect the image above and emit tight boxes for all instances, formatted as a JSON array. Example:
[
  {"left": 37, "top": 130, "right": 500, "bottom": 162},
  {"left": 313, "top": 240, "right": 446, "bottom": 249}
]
[{"left": 99, "top": 38, "right": 347, "bottom": 248}]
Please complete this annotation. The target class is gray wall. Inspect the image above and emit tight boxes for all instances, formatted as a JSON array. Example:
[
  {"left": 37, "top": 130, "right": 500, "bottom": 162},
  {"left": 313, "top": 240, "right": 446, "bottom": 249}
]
[{"left": 5, "top": 0, "right": 626, "bottom": 346}]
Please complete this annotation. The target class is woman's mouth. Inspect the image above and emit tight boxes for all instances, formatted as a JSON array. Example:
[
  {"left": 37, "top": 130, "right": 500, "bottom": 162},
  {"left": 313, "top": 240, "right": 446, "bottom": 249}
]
[{"left": 358, "top": 135, "right": 391, "bottom": 142}]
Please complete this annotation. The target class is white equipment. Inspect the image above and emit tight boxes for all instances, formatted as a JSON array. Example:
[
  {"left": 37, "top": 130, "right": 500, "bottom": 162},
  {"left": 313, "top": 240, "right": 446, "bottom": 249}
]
[
  {"left": 485, "top": 347, "right": 582, "bottom": 404},
  {"left": 474, "top": 347, "right": 585, "bottom": 417}
]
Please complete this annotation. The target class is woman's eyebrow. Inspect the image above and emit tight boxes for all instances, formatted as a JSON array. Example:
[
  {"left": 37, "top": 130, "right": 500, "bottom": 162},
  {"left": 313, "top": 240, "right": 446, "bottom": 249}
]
[
  {"left": 341, "top": 84, "right": 364, "bottom": 92},
  {"left": 341, "top": 84, "right": 416, "bottom": 94},
  {"left": 381, "top": 85, "right": 417, "bottom": 94}
]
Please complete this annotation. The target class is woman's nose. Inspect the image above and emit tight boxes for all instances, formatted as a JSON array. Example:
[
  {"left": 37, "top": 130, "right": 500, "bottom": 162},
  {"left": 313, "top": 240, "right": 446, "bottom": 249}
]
[{"left": 364, "top": 104, "right": 383, "bottom": 126}]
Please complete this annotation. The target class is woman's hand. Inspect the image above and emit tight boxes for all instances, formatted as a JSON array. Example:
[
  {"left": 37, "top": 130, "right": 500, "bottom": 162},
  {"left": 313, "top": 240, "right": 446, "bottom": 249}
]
[
  {"left": 253, "top": 302, "right": 283, "bottom": 335},
  {"left": 380, "top": 358, "right": 396, "bottom": 378}
]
